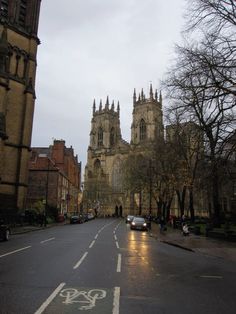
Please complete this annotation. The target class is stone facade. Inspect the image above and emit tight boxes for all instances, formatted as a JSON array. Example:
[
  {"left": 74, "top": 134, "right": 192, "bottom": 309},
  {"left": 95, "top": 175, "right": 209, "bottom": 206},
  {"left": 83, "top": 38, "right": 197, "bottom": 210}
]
[
  {"left": 83, "top": 85, "right": 163, "bottom": 216},
  {"left": 0, "top": 0, "right": 41, "bottom": 217}
]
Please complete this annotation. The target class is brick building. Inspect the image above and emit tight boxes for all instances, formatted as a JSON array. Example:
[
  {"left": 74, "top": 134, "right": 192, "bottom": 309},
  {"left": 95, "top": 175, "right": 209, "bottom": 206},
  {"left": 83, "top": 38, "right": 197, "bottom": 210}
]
[
  {"left": 0, "top": 1, "right": 41, "bottom": 217},
  {"left": 26, "top": 140, "right": 81, "bottom": 216}
]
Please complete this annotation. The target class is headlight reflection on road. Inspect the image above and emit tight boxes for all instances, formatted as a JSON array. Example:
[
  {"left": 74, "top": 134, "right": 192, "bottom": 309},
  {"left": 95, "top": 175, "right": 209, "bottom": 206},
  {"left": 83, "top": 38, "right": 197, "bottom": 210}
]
[{"left": 127, "top": 232, "right": 149, "bottom": 258}]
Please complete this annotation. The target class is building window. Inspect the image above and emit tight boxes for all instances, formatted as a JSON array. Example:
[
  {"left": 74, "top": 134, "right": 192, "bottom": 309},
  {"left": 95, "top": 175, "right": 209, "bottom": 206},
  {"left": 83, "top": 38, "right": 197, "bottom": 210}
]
[
  {"left": 18, "top": 0, "right": 27, "bottom": 27},
  {"left": 112, "top": 159, "right": 122, "bottom": 192},
  {"left": 140, "top": 119, "right": 146, "bottom": 141},
  {"left": 94, "top": 159, "right": 101, "bottom": 175},
  {"left": 110, "top": 127, "right": 115, "bottom": 147},
  {"left": 98, "top": 127, "right": 103, "bottom": 147},
  {"left": 0, "top": 0, "right": 8, "bottom": 19}
]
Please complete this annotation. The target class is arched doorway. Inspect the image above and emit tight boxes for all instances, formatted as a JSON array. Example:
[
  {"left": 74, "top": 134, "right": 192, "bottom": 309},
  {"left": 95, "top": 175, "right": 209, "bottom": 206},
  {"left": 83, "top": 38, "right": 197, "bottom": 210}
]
[
  {"left": 115, "top": 205, "right": 119, "bottom": 217},
  {"left": 114, "top": 204, "right": 123, "bottom": 217},
  {"left": 119, "top": 205, "right": 123, "bottom": 217}
]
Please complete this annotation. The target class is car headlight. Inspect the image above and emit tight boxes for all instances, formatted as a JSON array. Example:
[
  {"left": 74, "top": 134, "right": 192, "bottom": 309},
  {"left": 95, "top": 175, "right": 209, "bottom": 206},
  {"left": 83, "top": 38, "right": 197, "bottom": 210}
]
[
  {"left": 143, "top": 223, "right": 147, "bottom": 226},
  {"left": 131, "top": 222, "right": 135, "bottom": 225}
]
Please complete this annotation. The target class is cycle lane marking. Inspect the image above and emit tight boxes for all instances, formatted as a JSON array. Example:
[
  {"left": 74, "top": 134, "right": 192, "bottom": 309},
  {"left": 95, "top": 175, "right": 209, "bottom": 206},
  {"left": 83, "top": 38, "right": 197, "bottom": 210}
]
[
  {"left": 0, "top": 245, "right": 31, "bottom": 258},
  {"left": 34, "top": 282, "right": 66, "bottom": 314},
  {"left": 113, "top": 287, "right": 120, "bottom": 314},
  {"left": 36, "top": 285, "right": 120, "bottom": 313}
]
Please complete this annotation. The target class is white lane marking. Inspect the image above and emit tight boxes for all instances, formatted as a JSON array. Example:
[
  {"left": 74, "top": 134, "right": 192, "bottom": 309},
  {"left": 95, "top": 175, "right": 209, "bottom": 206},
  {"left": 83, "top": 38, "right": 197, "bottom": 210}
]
[
  {"left": 73, "top": 252, "right": 88, "bottom": 269},
  {"left": 200, "top": 275, "right": 223, "bottom": 279},
  {"left": 0, "top": 246, "right": 31, "bottom": 258},
  {"left": 95, "top": 234, "right": 98, "bottom": 239},
  {"left": 113, "top": 286, "right": 120, "bottom": 314},
  {"left": 114, "top": 220, "right": 122, "bottom": 231},
  {"left": 116, "top": 253, "right": 121, "bottom": 272},
  {"left": 89, "top": 240, "right": 95, "bottom": 248},
  {"left": 34, "top": 282, "right": 66, "bottom": 314},
  {"left": 40, "top": 237, "right": 55, "bottom": 244},
  {"left": 115, "top": 241, "right": 120, "bottom": 249},
  {"left": 114, "top": 235, "right": 117, "bottom": 241}
]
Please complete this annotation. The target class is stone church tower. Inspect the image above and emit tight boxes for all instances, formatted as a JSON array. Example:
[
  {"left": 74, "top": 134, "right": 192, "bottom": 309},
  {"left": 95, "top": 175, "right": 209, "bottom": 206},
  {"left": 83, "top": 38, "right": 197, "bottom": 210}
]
[
  {"left": 84, "top": 97, "right": 130, "bottom": 215},
  {"left": 131, "top": 84, "right": 164, "bottom": 147},
  {"left": 83, "top": 85, "right": 164, "bottom": 216},
  {"left": 0, "top": 0, "right": 41, "bottom": 216}
]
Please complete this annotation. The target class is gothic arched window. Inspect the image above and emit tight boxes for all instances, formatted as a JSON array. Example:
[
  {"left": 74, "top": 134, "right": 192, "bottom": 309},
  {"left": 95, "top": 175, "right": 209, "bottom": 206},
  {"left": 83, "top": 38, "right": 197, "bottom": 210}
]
[
  {"left": 112, "top": 159, "right": 122, "bottom": 192},
  {"left": 18, "top": 0, "right": 27, "bottom": 27},
  {"left": 0, "top": 0, "right": 8, "bottom": 19},
  {"left": 140, "top": 119, "right": 146, "bottom": 141},
  {"left": 94, "top": 159, "right": 101, "bottom": 175},
  {"left": 110, "top": 127, "right": 115, "bottom": 147},
  {"left": 98, "top": 127, "right": 103, "bottom": 147}
]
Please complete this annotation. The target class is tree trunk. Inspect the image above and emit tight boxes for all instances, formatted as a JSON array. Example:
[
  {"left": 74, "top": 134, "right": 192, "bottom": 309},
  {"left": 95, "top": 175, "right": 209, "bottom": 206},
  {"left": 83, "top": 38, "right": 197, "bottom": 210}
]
[
  {"left": 176, "top": 186, "right": 186, "bottom": 217},
  {"left": 211, "top": 164, "right": 221, "bottom": 226},
  {"left": 189, "top": 186, "right": 195, "bottom": 222}
]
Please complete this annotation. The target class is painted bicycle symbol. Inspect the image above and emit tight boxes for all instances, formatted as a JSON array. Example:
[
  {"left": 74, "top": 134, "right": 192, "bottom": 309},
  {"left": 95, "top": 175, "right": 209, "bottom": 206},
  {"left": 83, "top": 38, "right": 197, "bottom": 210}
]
[{"left": 60, "top": 288, "right": 107, "bottom": 310}]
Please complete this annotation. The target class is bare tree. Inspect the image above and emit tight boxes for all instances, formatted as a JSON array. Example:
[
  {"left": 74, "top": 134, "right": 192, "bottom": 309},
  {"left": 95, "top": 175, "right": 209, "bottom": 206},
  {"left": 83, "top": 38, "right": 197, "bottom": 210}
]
[
  {"left": 185, "top": 0, "right": 236, "bottom": 34},
  {"left": 162, "top": 0, "right": 236, "bottom": 225},
  {"left": 165, "top": 108, "right": 204, "bottom": 221}
]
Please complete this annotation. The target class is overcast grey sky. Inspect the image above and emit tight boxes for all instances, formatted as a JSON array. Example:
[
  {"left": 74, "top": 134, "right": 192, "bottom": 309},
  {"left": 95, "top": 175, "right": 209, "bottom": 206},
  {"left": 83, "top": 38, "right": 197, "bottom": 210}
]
[{"left": 32, "top": 0, "right": 187, "bottom": 171}]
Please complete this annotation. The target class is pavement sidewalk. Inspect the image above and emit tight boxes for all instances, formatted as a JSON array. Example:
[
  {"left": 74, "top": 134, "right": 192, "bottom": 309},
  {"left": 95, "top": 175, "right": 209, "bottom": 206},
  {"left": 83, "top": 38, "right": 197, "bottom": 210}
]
[
  {"left": 10, "top": 222, "right": 67, "bottom": 235},
  {"left": 149, "top": 223, "right": 236, "bottom": 262}
]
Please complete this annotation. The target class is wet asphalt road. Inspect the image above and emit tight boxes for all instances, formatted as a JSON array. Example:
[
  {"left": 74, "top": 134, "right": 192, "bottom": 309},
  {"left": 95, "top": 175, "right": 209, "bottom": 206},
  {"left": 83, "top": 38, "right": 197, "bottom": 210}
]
[{"left": 0, "top": 218, "right": 236, "bottom": 314}]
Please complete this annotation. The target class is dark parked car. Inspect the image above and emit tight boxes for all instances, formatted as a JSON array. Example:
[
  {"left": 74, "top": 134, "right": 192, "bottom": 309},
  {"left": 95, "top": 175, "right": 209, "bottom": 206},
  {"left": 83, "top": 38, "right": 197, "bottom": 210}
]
[
  {"left": 83, "top": 213, "right": 89, "bottom": 222},
  {"left": 70, "top": 214, "right": 84, "bottom": 224},
  {"left": 0, "top": 221, "right": 10, "bottom": 241},
  {"left": 126, "top": 215, "right": 134, "bottom": 224},
  {"left": 130, "top": 216, "right": 148, "bottom": 231}
]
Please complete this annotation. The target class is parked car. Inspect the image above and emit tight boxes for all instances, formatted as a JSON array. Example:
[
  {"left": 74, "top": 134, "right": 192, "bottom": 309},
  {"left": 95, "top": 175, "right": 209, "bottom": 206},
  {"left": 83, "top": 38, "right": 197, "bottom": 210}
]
[
  {"left": 83, "top": 213, "right": 89, "bottom": 222},
  {"left": 126, "top": 215, "right": 134, "bottom": 224},
  {"left": 130, "top": 216, "right": 148, "bottom": 231},
  {"left": 0, "top": 221, "right": 10, "bottom": 241},
  {"left": 70, "top": 214, "right": 84, "bottom": 224}
]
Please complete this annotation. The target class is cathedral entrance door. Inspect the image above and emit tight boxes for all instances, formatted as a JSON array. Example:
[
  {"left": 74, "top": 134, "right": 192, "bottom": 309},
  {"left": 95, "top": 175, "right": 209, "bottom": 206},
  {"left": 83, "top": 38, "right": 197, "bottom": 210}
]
[{"left": 119, "top": 205, "right": 123, "bottom": 217}]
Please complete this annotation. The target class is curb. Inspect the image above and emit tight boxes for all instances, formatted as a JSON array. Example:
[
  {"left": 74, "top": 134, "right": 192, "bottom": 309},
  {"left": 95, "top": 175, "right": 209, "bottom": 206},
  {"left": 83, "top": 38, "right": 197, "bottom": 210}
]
[
  {"left": 149, "top": 230, "right": 194, "bottom": 252},
  {"left": 11, "top": 227, "right": 44, "bottom": 235},
  {"left": 11, "top": 222, "right": 69, "bottom": 235},
  {"left": 160, "top": 240, "right": 194, "bottom": 252}
]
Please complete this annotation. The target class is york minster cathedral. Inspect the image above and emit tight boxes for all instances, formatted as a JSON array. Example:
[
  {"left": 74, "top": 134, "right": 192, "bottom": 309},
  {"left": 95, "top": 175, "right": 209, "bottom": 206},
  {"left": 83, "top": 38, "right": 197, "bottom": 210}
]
[{"left": 83, "top": 85, "right": 164, "bottom": 217}]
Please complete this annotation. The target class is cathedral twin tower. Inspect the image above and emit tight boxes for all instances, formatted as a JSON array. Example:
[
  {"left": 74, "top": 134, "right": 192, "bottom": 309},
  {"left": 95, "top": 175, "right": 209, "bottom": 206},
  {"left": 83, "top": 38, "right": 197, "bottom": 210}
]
[{"left": 84, "top": 84, "right": 164, "bottom": 216}]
